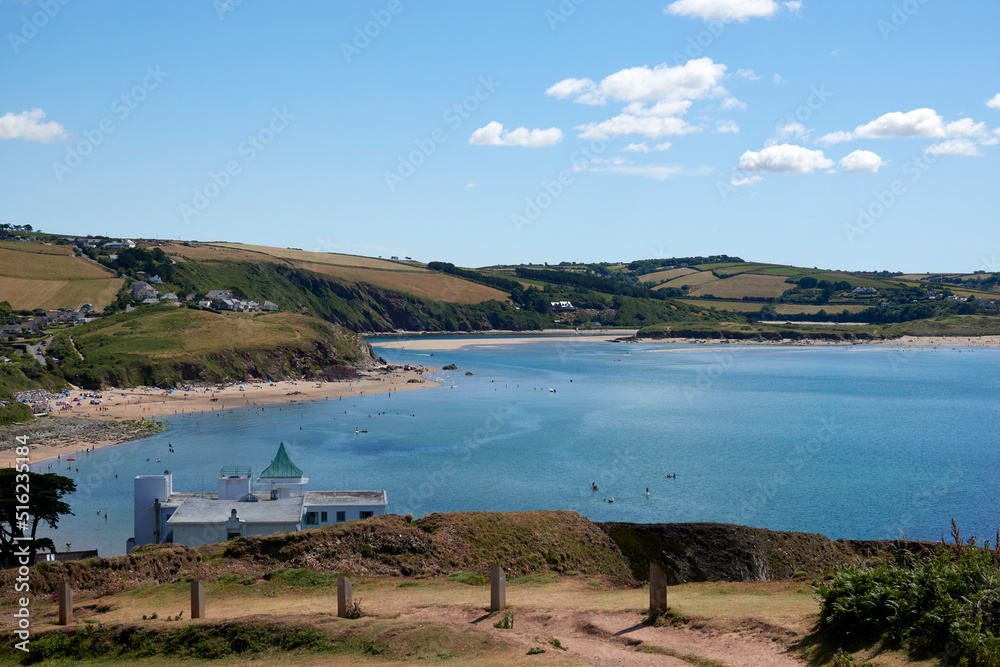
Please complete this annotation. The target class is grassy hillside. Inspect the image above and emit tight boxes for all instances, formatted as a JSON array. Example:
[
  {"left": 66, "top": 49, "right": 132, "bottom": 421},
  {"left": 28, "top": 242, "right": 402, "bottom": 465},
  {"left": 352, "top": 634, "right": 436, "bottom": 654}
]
[
  {"left": 57, "top": 306, "right": 378, "bottom": 388},
  {"left": 0, "top": 242, "right": 123, "bottom": 310}
]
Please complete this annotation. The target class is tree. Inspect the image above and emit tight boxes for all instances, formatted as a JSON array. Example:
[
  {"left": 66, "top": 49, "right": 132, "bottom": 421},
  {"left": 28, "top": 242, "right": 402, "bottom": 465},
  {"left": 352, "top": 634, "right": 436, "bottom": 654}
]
[
  {"left": 0, "top": 468, "right": 76, "bottom": 567},
  {"left": 799, "top": 276, "right": 818, "bottom": 289}
]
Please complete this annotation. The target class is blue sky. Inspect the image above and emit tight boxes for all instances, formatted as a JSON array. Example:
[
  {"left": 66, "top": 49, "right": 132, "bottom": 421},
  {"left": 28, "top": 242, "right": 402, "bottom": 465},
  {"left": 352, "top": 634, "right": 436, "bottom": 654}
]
[{"left": 3, "top": 0, "right": 999, "bottom": 272}]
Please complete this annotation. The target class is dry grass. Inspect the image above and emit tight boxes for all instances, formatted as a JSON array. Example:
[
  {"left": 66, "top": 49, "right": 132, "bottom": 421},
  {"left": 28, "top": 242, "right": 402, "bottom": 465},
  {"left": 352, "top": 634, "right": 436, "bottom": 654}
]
[
  {"left": 0, "top": 276, "right": 123, "bottom": 310},
  {"left": 689, "top": 274, "right": 791, "bottom": 299},
  {"left": 163, "top": 243, "right": 289, "bottom": 265},
  {"left": 775, "top": 303, "right": 869, "bottom": 315},
  {"left": 660, "top": 271, "right": 719, "bottom": 290},
  {"left": 296, "top": 263, "right": 507, "bottom": 303},
  {"left": 638, "top": 267, "right": 698, "bottom": 284},
  {"left": 0, "top": 241, "right": 78, "bottom": 255},
  {"left": 0, "top": 246, "right": 113, "bottom": 280},
  {"left": 206, "top": 243, "right": 410, "bottom": 271}
]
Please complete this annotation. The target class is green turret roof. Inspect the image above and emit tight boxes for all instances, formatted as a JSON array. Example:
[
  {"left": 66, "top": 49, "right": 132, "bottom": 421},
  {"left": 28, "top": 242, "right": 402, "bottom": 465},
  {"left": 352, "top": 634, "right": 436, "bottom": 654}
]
[{"left": 259, "top": 443, "right": 304, "bottom": 479}]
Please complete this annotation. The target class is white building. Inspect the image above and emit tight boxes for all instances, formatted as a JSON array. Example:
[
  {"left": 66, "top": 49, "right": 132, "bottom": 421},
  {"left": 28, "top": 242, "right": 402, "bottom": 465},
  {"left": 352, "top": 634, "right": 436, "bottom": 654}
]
[{"left": 128, "top": 443, "right": 387, "bottom": 551}]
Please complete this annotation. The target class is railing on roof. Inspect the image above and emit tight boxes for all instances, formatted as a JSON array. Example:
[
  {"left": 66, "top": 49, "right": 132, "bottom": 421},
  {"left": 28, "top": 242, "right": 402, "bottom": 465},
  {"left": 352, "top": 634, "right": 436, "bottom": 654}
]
[{"left": 219, "top": 466, "right": 251, "bottom": 478}]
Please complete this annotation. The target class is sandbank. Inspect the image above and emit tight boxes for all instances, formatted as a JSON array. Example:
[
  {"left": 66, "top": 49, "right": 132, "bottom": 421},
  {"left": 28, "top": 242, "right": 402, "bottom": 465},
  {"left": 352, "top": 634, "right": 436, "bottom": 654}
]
[{"left": 1, "top": 366, "right": 437, "bottom": 468}]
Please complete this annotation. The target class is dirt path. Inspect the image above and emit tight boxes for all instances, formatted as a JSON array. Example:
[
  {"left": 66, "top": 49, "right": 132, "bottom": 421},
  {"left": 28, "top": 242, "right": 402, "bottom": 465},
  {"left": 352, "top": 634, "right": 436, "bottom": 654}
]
[{"left": 396, "top": 606, "right": 805, "bottom": 666}]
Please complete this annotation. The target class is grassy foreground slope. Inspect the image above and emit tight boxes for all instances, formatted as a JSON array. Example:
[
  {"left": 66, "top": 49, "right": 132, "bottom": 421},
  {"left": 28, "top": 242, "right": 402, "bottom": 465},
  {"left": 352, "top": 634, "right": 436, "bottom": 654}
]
[{"left": 56, "top": 306, "right": 378, "bottom": 388}]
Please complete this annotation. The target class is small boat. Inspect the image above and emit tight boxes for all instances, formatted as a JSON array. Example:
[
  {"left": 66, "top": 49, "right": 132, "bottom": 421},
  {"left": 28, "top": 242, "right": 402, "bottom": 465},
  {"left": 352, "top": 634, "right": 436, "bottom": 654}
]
[
  {"left": 356, "top": 428, "right": 368, "bottom": 434},
  {"left": 66, "top": 458, "right": 76, "bottom": 461},
  {"left": 549, "top": 388, "right": 557, "bottom": 393}
]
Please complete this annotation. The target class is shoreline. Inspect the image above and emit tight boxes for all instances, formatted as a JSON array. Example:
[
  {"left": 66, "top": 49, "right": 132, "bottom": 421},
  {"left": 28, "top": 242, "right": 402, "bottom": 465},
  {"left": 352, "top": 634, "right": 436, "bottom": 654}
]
[
  {"left": 370, "top": 331, "right": 1000, "bottom": 351},
  {"left": 0, "top": 365, "right": 438, "bottom": 468}
]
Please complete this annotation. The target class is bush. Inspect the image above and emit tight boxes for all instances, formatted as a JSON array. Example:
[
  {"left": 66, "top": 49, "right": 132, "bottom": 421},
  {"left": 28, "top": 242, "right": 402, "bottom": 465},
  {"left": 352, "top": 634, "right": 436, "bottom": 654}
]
[{"left": 816, "top": 528, "right": 1000, "bottom": 664}]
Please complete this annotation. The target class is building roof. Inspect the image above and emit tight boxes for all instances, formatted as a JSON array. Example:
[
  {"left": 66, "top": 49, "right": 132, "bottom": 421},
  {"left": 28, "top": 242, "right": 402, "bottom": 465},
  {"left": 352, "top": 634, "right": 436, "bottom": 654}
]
[
  {"left": 303, "top": 490, "right": 387, "bottom": 506},
  {"left": 167, "top": 497, "right": 303, "bottom": 525},
  {"left": 258, "top": 442, "right": 304, "bottom": 479}
]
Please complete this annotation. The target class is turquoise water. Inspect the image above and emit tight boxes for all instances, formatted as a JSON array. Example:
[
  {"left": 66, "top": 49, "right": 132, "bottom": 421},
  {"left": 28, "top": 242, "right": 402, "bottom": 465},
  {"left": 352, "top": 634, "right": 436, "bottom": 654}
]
[{"left": 35, "top": 339, "right": 1000, "bottom": 556}]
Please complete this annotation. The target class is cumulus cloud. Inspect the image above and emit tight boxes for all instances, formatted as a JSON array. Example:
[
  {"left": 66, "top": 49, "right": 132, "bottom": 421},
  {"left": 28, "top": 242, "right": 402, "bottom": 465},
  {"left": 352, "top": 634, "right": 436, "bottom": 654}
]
[
  {"left": 654, "top": 141, "right": 673, "bottom": 151},
  {"left": 546, "top": 58, "right": 728, "bottom": 107},
  {"left": 924, "top": 139, "right": 982, "bottom": 156},
  {"left": 738, "top": 143, "right": 834, "bottom": 173},
  {"left": 839, "top": 150, "right": 884, "bottom": 172},
  {"left": 821, "top": 108, "right": 988, "bottom": 143},
  {"left": 0, "top": 108, "right": 66, "bottom": 142},
  {"left": 987, "top": 94, "right": 1000, "bottom": 110},
  {"left": 716, "top": 120, "right": 740, "bottom": 133},
  {"left": 664, "top": 0, "right": 782, "bottom": 23},
  {"left": 469, "top": 121, "right": 563, "bottom": 147},
  {"left": 773, "top": 73, "right": 784, "bottom": 84},
  {"left": 731, "top": 175, "right": 763, "bottom": 186},
  {"left": 776, "top": 122, "right": 807, "bottom": 139},
  {"left": 784, "top": 1, "right": 802, "bottom": 13},
  {"left": 545, "top": 78, "right": 598, "bottom": 102},
  {"left": 735, "top": 68, "right": 762, "bottom": 81},
  {"left": 550, "top": 58, "right": 731, "bottom": 140},
  {"left": 623, "top": 142, "right": 650, "bottom": 153},
  {"left": 721, "top": 97, "right": 746, "bottom": 111}
]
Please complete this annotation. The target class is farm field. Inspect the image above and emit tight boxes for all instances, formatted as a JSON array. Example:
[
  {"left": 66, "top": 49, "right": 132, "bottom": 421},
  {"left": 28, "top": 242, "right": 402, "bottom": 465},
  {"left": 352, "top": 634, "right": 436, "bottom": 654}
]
[
  {"left": 637, "top": 267, "right": 698, "bottom": 283},
  {"left": 296, "top": 262, "right": 507, "bottom": 303},
  {"left": 659, "top": 270, "right": 720, "bottom": 290},
  {"left": 206, "top": 242, "right": 414, "bottom": 271},
  {"left": 0, "top": 243, "right": 123, "bottom": 310},
  {"left": 0, "top": 276, "right": 123, "bottom": 311},
  {"left": 688, "top": 273, "right": 791, "bottom": 299}
]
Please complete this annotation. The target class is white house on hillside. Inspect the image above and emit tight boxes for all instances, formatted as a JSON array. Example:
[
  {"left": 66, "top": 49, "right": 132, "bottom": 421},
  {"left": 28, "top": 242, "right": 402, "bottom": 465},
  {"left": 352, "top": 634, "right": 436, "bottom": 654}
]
[{"left": 128, "top": 443, "right": 387, "bottom": 551}]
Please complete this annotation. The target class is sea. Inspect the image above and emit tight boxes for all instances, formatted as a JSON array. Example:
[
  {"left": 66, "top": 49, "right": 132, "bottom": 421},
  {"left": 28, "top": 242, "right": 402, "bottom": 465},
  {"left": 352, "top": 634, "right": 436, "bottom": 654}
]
[{"left": 34, "top": 337, "right": 1000, "bottom": 557}]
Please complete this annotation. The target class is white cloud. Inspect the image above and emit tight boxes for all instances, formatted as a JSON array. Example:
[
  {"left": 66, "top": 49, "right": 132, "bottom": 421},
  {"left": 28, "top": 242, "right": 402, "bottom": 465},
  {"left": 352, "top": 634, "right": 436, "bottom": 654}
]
[
  {"left": 623, "top": 142, "right": 650, "bottom": 153},
  {"left": 654, "top": 141, "right": 673, "bottom": 151},
  {"left": 721, "top": 97, "right": 746, "bottom": 111},
  {"left": 0, "top": 108, "right": 66, "bottom": 143},
  {"left": 469, "top": 121, "right": 563, "bottom": 147},
  {"left": 981, "top": 129, "right": 1000, "bottom": 146},
  {"left": 738, "top": 143, "right": 834, "bottom": 173},
  {"left": 576, "top": 114, "right": 698, "bottom": 140},
  {"left": 544, "top": 78, "right": 598, "bottom": 102},
  {"left": 547, "top": 58, "right": 728, "bottom": 107},
  {"left": 776, "top": 122, "right": 806, "bottom": 139},
  {"left": 822, "top": 108, "right": 989, "bottom": 144},
  {"left": 773, "top": 73, "right": 784, "bottom": 84},
  {"left": 839, "top": 150, "right": 884, "bottom": 172},
  {"left": 465, "top": 183, "right": 477, "bottom": 188},
  {"left": 735, "top": 68, "right": 762, "bottom": 81},
  {"left": 716, "top": 120, "right": 740, "bottom": 133},
  {"left": 664, "top": 0, "right": 780, "bottom": 23},
  {"left": 551, "top": 59, "right": 731, "bottom": 140},
  {"left": 987, "top": 94, "right": 1000, "bottom": 110},
  {"left": 607, "top": 164, "right": 684, "bottom": 180},
  {"left": 924, "top": 139, "right": 982, "bottom": 156},
  {"left": 731, "top": 175, "right": 763, "bottom": 186},
  {"left": 784, "top": 1, "right": 802, "bottom": 13}
]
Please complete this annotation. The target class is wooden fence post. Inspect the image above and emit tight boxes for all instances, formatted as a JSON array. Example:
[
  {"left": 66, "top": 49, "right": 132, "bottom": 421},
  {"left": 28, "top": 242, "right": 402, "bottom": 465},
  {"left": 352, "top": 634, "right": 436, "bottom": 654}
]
[
  {"left": 58, "top": 581, "right": 72, "bottom": 625},
  {"left": 337, "top": 575, "right": 352, "bottom": 618},
  {"left": 490, "top": 564, "right": 506, "bottom": 612},
  {"left": 191, "top": 580, "right": 205, "bottom": 619},
  {"left": 649, "top": 562, "right": 668, "bottom": 612}
]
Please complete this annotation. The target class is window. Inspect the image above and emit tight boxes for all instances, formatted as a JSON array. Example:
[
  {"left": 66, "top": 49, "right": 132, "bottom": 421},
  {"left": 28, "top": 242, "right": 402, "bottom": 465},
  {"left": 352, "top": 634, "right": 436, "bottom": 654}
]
[
  {"left": 227, "top": 531, "right": 240, "bottom": 540},
  {"left": 336, "top": 511, "right": 346, "bottom": 522},
  {"left": 321, "top": 511, "right": 328, "bottom": 523},
  {"left": 360, "top": 511, "right": 373, "bottom": 519},
  {"left": 305, "top": 512, "right": 318, "bottom": 525}
]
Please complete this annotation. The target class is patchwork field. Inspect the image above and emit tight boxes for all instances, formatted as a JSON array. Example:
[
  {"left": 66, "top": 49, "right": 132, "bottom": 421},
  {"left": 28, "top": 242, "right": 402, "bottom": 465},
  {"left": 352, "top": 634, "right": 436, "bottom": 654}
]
[
  {"left": 297, "top": 262, "right": 507, "bottom": 303},
  {"left": 188, "top": 243, "right": 507, "bottom": 304},
  {"left": 688, "top": 274, "right": 792, "bottom": 299},
  {"left": 0, "top": 243, "right": 123, "bottom": 310},
  {"left": 658, "top": 270, "right": 720, "bottom": 290},
  {"left": 637, "top": 267, "right": 698, "bottom": 283}
]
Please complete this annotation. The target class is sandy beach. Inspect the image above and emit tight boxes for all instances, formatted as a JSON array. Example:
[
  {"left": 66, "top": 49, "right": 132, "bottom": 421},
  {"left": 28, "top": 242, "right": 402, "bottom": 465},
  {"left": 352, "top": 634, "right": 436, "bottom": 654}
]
[
  {"left": 1, "top": 365, "right": 437, "bottom": 468},
  {"left": 371, "top": 330, "right": 636, "bottom": 351},
  {"left": 628, "top": 335, "right": 1000, "bottom": 348}
]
